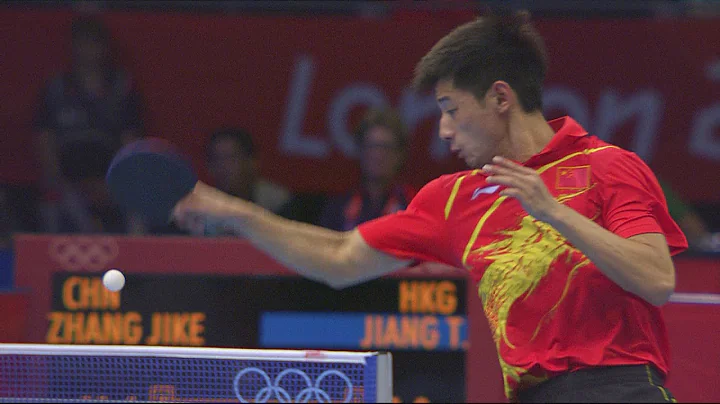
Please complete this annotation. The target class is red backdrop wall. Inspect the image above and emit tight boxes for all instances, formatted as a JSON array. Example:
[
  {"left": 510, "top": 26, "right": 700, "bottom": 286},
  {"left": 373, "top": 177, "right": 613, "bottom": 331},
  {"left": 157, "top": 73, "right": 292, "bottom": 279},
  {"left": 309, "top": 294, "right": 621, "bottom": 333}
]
[{"left": 2, "top": 9, "right": 720, "bottom": 202}]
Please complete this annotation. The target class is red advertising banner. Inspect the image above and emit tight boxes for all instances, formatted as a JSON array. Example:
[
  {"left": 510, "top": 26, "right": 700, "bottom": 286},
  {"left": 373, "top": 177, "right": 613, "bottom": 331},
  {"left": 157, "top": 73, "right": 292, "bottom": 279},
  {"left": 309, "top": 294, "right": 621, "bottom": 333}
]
[
  {"left": 1, "top": 9, "right": 719, "bottom": 202},
  {"left": 11, "top": 234, "right": 720, "bottom": 402}
]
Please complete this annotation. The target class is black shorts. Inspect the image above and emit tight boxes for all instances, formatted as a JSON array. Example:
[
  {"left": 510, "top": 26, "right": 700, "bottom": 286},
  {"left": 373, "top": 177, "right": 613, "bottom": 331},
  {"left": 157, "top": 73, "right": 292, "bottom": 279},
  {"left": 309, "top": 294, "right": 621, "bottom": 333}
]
[{"left": 517, "top": 365, "right": 676, "bottom": 403}]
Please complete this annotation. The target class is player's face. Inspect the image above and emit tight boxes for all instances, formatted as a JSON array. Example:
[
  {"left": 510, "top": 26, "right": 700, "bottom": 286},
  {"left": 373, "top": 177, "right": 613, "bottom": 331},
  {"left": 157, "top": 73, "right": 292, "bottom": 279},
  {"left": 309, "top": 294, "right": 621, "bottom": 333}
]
[{"left": 435, "top": 80, "right": 506, "bottom": 168}]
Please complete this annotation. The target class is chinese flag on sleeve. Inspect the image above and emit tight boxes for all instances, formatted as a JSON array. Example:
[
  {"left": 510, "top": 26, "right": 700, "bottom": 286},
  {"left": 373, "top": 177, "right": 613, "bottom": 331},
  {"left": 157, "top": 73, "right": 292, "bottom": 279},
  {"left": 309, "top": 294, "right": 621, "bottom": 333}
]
[{"left": 556, "top": 166, "right": 590, "bottom": 189}]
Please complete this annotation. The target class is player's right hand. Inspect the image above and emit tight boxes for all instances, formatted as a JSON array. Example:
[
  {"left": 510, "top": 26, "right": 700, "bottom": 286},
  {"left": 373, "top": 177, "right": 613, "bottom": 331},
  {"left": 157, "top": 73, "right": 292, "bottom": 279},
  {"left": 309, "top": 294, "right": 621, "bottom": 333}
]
[{"left": 171, "top": 181, "right": 232, "bottom": 235}]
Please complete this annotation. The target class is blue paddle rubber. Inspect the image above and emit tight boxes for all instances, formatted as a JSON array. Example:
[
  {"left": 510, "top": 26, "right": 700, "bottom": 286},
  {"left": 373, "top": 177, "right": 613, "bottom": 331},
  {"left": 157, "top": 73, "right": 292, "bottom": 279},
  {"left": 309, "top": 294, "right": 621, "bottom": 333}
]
[{"left": 106, "top": 138, "right": 197, "bottom": 227}]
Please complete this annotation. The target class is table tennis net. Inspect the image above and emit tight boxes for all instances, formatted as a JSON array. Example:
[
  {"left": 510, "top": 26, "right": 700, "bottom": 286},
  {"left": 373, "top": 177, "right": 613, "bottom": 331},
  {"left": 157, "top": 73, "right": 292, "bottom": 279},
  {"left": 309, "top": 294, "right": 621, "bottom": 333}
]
[{"left": 0, "top": 344, "right": 392, "bottom": 403}]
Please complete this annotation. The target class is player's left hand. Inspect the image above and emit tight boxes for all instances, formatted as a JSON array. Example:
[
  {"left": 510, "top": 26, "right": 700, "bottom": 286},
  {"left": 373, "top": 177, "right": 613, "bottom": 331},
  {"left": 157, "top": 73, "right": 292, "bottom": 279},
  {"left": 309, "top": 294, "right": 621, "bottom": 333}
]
[{"left": 483, "top": 156, "right": 563, "bottom": 223}]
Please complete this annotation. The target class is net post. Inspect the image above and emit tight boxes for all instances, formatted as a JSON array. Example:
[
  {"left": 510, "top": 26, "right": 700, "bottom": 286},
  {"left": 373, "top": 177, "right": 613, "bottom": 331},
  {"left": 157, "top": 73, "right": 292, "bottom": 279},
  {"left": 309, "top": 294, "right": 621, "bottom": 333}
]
[{"left": 375, "top": 352, "right": 393, "bottom": 403}]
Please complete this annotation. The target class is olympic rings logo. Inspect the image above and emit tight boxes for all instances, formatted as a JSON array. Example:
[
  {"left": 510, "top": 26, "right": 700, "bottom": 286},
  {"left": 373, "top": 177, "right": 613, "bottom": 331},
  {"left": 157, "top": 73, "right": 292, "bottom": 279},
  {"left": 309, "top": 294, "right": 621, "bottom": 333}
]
[
  {"left": 48, "top": 236, "right": 119, "bottom": 271},
  {"left": 233, "top": 367, "right": 354, "bottom": 403}
]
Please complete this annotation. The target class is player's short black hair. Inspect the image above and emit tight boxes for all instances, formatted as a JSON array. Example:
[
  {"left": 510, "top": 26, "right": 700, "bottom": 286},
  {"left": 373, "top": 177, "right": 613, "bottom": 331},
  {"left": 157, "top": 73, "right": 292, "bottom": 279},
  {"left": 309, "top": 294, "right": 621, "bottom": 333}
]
[
  {"left": 207, "top": 128, "right": 255, "bottom": 159},
  {"left": 413, "top": 11, "right": 547, "bottom": 112}
]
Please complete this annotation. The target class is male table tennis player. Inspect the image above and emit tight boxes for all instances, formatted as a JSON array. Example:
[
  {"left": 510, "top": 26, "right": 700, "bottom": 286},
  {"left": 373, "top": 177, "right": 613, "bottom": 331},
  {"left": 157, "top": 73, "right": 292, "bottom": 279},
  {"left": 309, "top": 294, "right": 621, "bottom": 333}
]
[{"left": 173, "top": 12, "right": 687, "bottom": 403}]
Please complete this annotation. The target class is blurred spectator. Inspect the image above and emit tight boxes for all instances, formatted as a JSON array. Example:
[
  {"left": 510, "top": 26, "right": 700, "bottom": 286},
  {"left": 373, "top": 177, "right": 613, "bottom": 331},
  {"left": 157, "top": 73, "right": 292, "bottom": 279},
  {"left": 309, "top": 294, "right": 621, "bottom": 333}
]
[
  {"left": 34, "top": 16, "right": 144, "bottom": 233},
  {"left": 192, "top": 127, "right": 323, "bottom": 236},
  {"left": 207, "top": 128, "right": 292, "bottom": 214},
  {"left": 317, "top": 109, "right": 416, "bottom": 231},
  {"left": 659, "top": 180, "right": 713, "bottom": 251}
]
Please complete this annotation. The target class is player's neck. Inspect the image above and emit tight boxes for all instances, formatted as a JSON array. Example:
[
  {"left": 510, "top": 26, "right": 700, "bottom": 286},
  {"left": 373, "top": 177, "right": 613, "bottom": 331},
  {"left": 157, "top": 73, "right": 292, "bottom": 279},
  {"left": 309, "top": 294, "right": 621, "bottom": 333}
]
[{"left": 502, "top": 110, "right": 555, "bottom": 163}]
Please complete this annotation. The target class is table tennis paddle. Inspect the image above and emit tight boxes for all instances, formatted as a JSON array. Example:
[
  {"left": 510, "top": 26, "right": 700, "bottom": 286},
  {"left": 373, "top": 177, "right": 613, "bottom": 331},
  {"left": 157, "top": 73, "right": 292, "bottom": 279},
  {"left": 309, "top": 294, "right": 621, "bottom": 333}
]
[{"left": 106, "top": 137, "right": 198, "bottom": 227}]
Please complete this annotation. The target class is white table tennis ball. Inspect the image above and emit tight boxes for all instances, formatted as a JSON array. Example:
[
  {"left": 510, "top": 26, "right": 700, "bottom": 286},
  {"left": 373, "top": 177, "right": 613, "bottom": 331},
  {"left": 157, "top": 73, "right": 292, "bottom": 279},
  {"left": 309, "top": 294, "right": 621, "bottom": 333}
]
[{"left": 103, "top": 269, "right": 125, "bottom": 292}]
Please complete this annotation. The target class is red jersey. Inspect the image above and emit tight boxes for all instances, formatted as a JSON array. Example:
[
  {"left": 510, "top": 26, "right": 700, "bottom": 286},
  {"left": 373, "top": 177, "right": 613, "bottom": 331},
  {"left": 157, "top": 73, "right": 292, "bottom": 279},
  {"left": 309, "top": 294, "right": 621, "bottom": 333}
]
[{"left": 357, "top": 116, "right": 688, "bottom": 400}]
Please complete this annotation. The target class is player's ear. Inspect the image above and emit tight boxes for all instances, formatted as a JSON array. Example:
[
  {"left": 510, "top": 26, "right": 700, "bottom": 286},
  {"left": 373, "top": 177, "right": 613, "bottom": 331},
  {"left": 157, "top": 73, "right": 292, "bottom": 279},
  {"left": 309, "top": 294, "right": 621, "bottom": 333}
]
[{"left": 490, "top": 81, "right": 512, "bottom": 114}]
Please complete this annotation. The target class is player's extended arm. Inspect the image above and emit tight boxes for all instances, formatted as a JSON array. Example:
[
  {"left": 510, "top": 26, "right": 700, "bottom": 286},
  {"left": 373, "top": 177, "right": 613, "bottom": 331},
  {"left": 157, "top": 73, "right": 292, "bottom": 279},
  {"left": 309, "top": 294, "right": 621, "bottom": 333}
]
[
  {"left": 485, "top": 156, "right": 676, "bottom": 306},
  {"left": 172, "top": 182, "right": 412, "bottom": 289}
]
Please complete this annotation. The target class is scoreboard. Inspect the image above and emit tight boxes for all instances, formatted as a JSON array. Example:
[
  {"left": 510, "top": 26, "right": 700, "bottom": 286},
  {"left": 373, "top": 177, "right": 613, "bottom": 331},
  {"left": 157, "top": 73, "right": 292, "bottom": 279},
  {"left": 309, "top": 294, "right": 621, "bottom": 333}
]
[{"left": 48, "top": 272, "right": 467, "bottom": 402}]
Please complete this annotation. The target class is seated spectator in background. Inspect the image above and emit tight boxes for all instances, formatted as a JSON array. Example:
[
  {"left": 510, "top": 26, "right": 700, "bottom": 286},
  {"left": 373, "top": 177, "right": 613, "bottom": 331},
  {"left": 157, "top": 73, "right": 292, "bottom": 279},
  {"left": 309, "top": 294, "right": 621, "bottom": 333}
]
[
  {"left": 207, "top": 128, "right": 293, "bottom": 214},
  {"left": 659, "top": 179, "right": 713, "bottom": 251},
  {"left": 317, "top": 109, "right": 416, "bottom": 231},
  {"left": 152, "top": 127, "right": 323, "bottom": 236},
  {"left": 34, "top": 16, "right": 144, "bottom": 233},
  {"left": 199, "top": 127, "right": 322, "bottom": 235}
]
